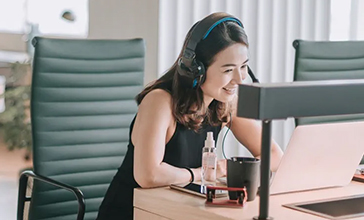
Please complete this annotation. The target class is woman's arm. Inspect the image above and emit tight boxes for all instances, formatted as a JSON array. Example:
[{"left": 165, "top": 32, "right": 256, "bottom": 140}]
[
  {"left": 132, "top": 89, "right": 201, "bottom": 188},
  {"left": 229, "top": 116, "right": 283, "bottom": 172}
]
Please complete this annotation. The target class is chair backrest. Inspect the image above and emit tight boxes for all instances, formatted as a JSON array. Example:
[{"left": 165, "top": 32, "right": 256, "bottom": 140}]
[
  {"left": 293, "top": 39, "right": 364, "bottom": 126},
  {"left": 29, "top": 37, "right": 145, "bottom": 220}
]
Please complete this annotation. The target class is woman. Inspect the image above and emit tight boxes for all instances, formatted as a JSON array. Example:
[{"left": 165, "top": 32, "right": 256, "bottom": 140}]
[{"left": 97, "top": 12, "right": 283, "bottom": 220}]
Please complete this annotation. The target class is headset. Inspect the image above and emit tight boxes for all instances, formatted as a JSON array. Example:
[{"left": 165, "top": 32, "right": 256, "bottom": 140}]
[{"left": 177, "top": 12, "right": 259, "bottom": 89}]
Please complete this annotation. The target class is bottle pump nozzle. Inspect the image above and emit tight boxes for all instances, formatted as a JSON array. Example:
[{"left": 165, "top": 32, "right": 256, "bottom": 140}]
[{"left": 205, "top": 132, "right": 215, "bottom": 148}]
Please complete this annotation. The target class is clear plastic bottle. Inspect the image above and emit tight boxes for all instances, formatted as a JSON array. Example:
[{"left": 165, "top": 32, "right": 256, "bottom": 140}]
[{"left": 201, "top": 132, "right": 217, "bottom": 186}]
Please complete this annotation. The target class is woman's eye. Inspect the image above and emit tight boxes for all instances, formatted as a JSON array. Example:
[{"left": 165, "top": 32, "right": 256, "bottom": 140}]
[
  {"left": 241, "top": 65, "right": 247, "bottom": 69},
  {"left": 223, "top": 69, "right": 233, "bottom": 73}
]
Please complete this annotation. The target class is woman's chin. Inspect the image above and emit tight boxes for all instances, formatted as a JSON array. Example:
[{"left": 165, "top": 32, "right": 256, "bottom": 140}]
[{"left": 215, "top": 95, "right": 234, "bottom": 103}]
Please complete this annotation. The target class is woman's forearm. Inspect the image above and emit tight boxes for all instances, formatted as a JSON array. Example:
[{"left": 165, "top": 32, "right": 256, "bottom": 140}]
[
  {"left": 255, "top": 141, "right": 283, "bottom": 172},
  {"left": 135, "top": 162, "right": 201, "bottom": 188},
  {"left": 270, "top": 149, "right": 283, "bottom": 172},
  {"left": 270, "top": 140, "right": 283, "bottom": 172}
]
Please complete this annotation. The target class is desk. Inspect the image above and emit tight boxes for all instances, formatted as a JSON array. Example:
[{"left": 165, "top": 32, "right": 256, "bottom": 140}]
[{"left": 134, "top": 181, "right": 364, "bottom": 220}]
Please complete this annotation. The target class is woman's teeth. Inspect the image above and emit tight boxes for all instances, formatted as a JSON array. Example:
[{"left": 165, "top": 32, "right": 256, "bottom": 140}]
[{"left": 224, "top": 88, "right": 235, "bottom": 92}]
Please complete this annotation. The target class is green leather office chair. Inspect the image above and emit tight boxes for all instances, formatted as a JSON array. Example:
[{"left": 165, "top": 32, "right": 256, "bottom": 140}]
[
  {"left": 17, "top": 37, "right": 145, "bottom": 220},
  {"left": 293, "top": 39, "right": 364, "bottom": 125},
  {"left": 293, "top": 39, "right": 364, "bottom": 163}
]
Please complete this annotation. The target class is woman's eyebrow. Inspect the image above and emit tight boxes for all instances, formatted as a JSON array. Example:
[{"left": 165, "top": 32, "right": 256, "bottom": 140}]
[{"left": 221, "top": 59, "right": 249, "bottom": 67}]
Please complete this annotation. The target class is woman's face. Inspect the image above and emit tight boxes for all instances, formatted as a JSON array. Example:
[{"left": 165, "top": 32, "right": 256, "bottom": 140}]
[{"left": 200, "top": 43, "right": 249, "bottom": 104}]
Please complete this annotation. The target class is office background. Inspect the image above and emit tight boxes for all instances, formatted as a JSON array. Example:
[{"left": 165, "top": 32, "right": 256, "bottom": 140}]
[{"left": 0, "top": 0, "right": 364, "bottom": 219}]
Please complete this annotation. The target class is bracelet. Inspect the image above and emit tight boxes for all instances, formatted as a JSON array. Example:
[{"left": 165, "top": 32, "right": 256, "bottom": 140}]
[{"left": 184, "top": 167, "right": 194, "bottom": 183}]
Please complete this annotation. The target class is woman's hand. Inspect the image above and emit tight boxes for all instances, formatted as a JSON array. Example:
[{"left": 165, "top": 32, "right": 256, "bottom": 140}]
[
  {"left": 216, "top": 159, "right": 227, "bottom": 178},
  {"left": 192, "top": 167, "right": 202, "bottom": 182}
]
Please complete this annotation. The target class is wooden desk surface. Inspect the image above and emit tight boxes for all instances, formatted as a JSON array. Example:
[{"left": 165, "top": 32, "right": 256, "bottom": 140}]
[{"left": 134, "top": 181, "right": 364, "bottom": 220}]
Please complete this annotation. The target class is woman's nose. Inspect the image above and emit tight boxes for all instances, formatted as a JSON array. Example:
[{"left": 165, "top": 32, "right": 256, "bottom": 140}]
[{"left": 232, "top": 69, "right": 246, "bottom": 84}]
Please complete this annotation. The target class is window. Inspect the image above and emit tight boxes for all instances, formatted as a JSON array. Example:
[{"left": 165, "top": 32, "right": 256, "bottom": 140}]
[
  {"left": 0, "top": 0, "right": 26, "bottom": 33},
  {"left": 0, "top": 0, "right": 88, "bottom": 37},
  {"left": 330, "top": 0, "right": 364, "bottom": 40}
]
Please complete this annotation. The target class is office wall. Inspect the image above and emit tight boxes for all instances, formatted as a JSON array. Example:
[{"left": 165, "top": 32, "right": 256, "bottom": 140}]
[
  {"left": 88, "top": 0, "right": 160, "bottom": 85},
  {"left": 0, "top": 33, "right": 26, "bottom": 52}
]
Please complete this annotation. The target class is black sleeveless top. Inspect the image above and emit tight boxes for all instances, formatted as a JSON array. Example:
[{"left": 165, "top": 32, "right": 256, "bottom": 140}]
[{"left": 96, "top": 114, "right": 221, "bottom": 220}]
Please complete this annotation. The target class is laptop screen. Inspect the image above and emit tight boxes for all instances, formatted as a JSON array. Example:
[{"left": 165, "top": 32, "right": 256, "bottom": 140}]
[{"left": 270, "top": 121, "right": 364, "bottom": 195}]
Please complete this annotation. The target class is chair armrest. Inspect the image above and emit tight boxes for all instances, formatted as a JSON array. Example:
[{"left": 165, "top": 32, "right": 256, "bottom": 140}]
[{"left": 17, "top": 170, "right": 85, "bottom": 220}]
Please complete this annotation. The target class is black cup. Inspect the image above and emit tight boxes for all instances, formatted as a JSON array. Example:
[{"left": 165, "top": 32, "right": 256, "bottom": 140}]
[{"left": 227, "top": 157, "right": 260, "bottom": 201}]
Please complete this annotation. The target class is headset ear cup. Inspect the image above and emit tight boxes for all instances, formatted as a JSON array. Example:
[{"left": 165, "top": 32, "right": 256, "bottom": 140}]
[
  {"left": 194, "top": 59, "right": 206, "bottom": 86},
  {"left": 178, "top": 57, "right": 206, "bottom": 88},
  {"left": 178, "top": 57, "right": 196, "bottom": 88}
]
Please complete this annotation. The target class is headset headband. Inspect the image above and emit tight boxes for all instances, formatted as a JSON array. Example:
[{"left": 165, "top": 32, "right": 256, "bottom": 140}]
[{"left": 183, "top": 13, "right": 244, "bottom": 65}]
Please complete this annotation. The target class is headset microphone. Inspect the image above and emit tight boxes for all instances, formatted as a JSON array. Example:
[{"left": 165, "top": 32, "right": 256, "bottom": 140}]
[{"left": 248, "top": 66, "right": 259, "bottom": 83}]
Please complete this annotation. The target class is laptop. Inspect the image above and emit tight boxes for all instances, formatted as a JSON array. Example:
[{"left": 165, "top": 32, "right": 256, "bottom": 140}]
[{"left": 270, "top": 120, "right": 364, "bottom": 195}]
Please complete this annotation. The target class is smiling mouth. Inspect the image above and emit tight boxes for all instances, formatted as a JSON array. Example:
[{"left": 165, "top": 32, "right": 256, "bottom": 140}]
[{"left": 223, "top": 87, "right": 236, "bottom": 93}]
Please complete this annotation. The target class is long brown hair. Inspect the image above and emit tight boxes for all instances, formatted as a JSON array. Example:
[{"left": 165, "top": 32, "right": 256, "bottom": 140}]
[{"left": 136, "top": 19, "right": 249, "bottom": 131}]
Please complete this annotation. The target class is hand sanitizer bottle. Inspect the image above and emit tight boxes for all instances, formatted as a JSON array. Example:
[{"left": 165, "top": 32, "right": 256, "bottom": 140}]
[{"left": 201, "top": 132, "right": 217, "bottom": 185}]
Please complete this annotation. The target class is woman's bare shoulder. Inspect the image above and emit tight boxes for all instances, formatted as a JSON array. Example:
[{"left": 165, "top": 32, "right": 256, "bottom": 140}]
[
  {"left": 140, "top": 89, "right": 172, "bottom": 107},
  {"left": 138, "top": 89, "right": 174, "bottom": 120}
]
